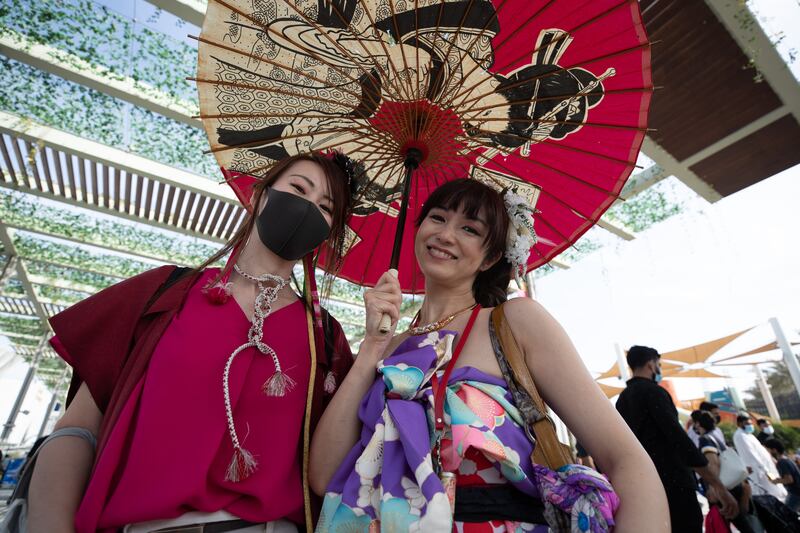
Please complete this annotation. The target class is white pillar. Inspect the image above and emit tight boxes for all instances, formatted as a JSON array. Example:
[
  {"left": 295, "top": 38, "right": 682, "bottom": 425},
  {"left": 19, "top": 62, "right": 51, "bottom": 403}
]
[
  {"left": 615, "top": 343, "right": 630, "bottom": 382},
  {"left": 753, "top": 364, "right": 781, "bottom": 422},
  {"left": 37, "top": 366, "right": 70, "bottom": 440},
  {"left": 770, "top": 317, "right": 800, "bottom": 400},
  {"left": 525, "top": 271, "right": 536, "bottom": 300},
  {"left": 1, "top": 333, "right": 50, "bottom": 443}
]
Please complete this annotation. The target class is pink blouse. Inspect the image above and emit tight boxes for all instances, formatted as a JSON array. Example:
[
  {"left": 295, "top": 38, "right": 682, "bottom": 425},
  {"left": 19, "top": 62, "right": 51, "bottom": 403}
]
[{"left": 74, "top": 269, "right": 310, "bottom": 532}]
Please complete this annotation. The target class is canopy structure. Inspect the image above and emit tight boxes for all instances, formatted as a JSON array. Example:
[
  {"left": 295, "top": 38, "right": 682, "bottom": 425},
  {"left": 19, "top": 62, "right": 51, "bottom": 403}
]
[
  {"left": 597, "top": 382, "right": 625, "bottom": 399},
  {"left": 660, "top": 328, "right": 752, "bottom": 366},
  {"left": 709, "top": 342, "right": 800, "bottom": 366},
  {"left": 661, "top": 367, "right": 725, "bottom": 379}
]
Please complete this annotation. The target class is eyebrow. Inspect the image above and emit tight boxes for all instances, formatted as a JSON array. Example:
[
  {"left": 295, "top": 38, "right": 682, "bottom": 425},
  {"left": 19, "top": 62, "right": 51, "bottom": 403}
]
[{"left": 290, "top": 174, "right": 333, "bottom": 203}]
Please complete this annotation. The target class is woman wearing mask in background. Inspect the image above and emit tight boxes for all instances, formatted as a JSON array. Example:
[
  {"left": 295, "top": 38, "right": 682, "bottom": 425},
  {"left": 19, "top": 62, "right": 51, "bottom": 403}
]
[
  {"left": 309, "top": 179, "right": 668, "bottom": 532},
  {"left": 27, "top": 152, "right": 357, "bottom": 533}
]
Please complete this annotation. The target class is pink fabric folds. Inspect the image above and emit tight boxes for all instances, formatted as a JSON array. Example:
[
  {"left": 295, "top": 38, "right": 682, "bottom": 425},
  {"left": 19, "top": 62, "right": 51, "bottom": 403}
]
[{"left": 74, "top": 269, "right": 310, "bottom": 532}]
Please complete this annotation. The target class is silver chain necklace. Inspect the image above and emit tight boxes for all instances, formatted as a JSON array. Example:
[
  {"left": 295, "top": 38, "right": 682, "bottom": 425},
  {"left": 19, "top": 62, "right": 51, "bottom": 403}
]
[{"left": 222, "top": 264, "right": 292, "bottom": 482}]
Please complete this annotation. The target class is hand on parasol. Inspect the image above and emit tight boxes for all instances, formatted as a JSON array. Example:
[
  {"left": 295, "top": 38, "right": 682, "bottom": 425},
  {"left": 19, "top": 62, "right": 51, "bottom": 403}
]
[{"left": 195, "top": 0, "right": 652, "bottom": 302}]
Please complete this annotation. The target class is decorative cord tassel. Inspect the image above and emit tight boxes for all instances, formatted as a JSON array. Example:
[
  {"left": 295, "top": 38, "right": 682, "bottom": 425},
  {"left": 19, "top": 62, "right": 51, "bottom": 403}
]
[
  {"left": 324, "top": 371, "right": 337, "bottom": 394},
  {"left": 223, "top": 342, "right": 257, "bottom": 482},
  {"left": 225, "top": 445, "right": 258, "bottom": 482},
  {"left": 263, "top": 371, "right": 296, "bottom": 397},
  {"left": 204, "top": 280, "right": 232, "bottom": 305}
]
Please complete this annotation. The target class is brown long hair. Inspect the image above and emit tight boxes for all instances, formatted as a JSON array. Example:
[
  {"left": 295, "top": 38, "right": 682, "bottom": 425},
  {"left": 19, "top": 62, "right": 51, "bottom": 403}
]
[
  {"left": 198, "top": 153, "right": 353, "bottom": 286},
  {"left": 415, "top": 179, "right": 511, "bottom": 307}
]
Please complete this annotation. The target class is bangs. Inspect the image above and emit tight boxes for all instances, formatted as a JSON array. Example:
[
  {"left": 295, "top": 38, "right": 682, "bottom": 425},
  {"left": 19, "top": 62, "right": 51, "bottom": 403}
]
[
  {"left": 416, "top": 179, "right": 508, "bottom": 251},
  {"left": 430, "top": 185, "right": 489, "bottom": 222}
]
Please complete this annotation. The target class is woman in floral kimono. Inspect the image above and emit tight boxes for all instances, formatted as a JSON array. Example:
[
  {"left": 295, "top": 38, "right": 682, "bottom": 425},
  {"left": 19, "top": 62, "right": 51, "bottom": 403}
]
[
  {"left": 27, "top": 152, "right": 358, "bottom": 533},
  {"left": 310, "top": 179, "right": 669, "bottom": 531}
]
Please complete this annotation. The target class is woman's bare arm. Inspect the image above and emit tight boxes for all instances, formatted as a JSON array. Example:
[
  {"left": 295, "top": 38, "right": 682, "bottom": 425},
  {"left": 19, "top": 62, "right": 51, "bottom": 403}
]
[
  {"left": 309, "top": 270, "right": 402, "bottom": 496},
  {"left": 504, "top": 298, "right": 670, "bottom": 533},
  {"left": 27, "top": 383, "right": 101, "bottom": 533}
]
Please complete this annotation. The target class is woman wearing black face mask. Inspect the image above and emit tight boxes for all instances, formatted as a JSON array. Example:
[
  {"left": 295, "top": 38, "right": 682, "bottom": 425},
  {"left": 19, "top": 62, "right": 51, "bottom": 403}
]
[{"left": 26, "top": 153, "right": 361, "bottom": 533}]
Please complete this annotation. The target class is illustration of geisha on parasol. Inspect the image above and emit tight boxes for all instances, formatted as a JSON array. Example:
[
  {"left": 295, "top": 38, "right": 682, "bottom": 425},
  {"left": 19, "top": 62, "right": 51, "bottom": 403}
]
[{"left": 203, "top": 0, "right": 613, "bottom": 218}]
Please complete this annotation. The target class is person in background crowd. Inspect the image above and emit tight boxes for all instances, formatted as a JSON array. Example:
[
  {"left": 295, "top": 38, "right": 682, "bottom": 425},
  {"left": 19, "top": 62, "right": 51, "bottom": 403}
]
[
  {"left": 688, "top": 402, "right": 725, "bottom": 447},
  {"left": 764, "top": 438, "right": 800, "bottom": 513},
  {"left": 734, "top": 415, "right": 787, "bottom": 501},
  {"left": 688, "top": 410, "right": 703, "bottom": 447},
  {"left": 695, "top": 411, "right": 758, "bottom": 532},
  {"left": 616, "top": 345, "right": 738, "bottom": 533},
  {"left": 757, "top": 418, "right": 776, "bottom": 445},
  {"left": 700, "top": 401, "right": 722, "bottom": 422}
]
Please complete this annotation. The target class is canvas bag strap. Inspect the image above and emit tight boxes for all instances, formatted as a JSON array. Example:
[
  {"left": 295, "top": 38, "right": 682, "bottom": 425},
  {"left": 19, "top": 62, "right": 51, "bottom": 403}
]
[{"left": 489, "top": 304, "right": 573, "bottom": 470}]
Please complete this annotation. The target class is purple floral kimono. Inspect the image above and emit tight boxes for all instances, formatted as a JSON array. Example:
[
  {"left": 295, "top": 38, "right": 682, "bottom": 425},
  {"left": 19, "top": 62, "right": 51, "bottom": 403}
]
[{"left": 317, "top": 331, "right": 618, "bottom": 532}]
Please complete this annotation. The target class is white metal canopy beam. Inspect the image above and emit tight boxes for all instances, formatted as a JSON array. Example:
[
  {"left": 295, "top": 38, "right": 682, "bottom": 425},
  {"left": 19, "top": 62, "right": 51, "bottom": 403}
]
[
  {"left": 619, "top": 164, "right": 668, "bottom": 201},
  {"left": 0, "top": 112, "right": 245, "bottom": 243},
  {"left": 0, "top": 111, "right": 230, "bottom": 201},
  {"left": 7, "top": 223, "right": 189, "bottom": 269},
  {"left": 639, "top": 1, "right": 800, "bottom": 202},
  {"left": 0, "top": 31, "right": 199, "bottom": 127},
  {"left": 148, "top": 0, "right": 207, "bottom": 27},
  {"left": 0, "top": 224, "right": 51, "bottom": 331},
  {"left": 641, "top": 137, "right": 722, "bottom": 202},
  {"left": 706, "top": 0, "right": 800, "bottom": 125}
]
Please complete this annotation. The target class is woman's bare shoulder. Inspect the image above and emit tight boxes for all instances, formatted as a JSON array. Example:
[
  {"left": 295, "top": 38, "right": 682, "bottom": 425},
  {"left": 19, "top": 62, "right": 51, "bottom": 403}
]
[{"left": 501, "top": 298, "right": 556, "bottom": 327}]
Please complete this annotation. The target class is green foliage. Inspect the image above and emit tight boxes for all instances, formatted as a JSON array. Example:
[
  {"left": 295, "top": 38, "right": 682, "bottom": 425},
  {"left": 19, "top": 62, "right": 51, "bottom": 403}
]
[
  {"left": 33, "top": 283, "right": 91, "bottom": 305},
  {"left": 0, "top": 57, "right": 216, "bottom": 177},
  {"left": 5, "top": 334, "right": 39, "bottom": 347},
  {"left": 535, "top": 263, "right": 556, "bottom": 277},
  {"left": 772, "top": 423, "right": 800, "bottom": 452},
  {"left": 746, "top": 363, "right": 799, "bottom": 402},
  {"left": 0, "top": 0, "right": 198, "bottom": 105},
  {"left": 0, "top": 314, "right": 44, "bottom": 334},
  {"left": 559, "top": 236, "right": 602, "bottom": 265},
  {"left": 14, "top": 233, "right": 156, "bottom": 279},
  {"left": 3, "top": 278, "right": 24, "bottom": 296},
  {"left": 718, "top": 422, "right": 736, "bottom": 445},
  {"left": 1, "top": 189, "right": 221, "bottom": 266},
  {"left": 26, "top": 260, "right": 120, "bottom": 292},
  {"left": 605, "top": 181, "right": 683, "bottom": 233}
]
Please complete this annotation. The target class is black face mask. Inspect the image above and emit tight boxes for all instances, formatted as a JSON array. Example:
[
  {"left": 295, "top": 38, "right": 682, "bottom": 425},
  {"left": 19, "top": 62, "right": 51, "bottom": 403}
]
[{"left": 255, "top": 188, "right": 331, "bottom": 260}]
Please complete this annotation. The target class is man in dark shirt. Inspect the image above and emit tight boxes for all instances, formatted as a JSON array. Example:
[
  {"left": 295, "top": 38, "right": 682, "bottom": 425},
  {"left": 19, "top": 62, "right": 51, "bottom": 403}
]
[
  {"left": 616, "top": 345, "right": 737, "bottom": 532},
  {"left": 764, "top": 438, "right": 800, "bottom": 512}
]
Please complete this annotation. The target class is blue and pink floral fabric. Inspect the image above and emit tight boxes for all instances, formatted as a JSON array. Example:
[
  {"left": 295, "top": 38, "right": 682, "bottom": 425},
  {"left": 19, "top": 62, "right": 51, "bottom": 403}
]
[{"left": 317, "top": 331, "right": 618, "bottom": 532}]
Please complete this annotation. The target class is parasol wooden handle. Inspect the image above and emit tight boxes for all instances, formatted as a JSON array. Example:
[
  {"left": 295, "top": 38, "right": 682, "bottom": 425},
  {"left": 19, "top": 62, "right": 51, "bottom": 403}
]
[
  {"left": 378, "top": 313, "right": 393, "bottom": 334},
  {"left": 379, "top": 151, "right": 419, "bottom": 335},
  {"left": 378, "top": 269, "right": 398, "bottom": 334}
]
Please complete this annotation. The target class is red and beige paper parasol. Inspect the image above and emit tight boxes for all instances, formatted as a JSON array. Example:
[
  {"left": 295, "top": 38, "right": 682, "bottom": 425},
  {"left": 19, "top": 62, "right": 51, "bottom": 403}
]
[{"left": 196, "top": 0, "right": 652, "bottom": 292}]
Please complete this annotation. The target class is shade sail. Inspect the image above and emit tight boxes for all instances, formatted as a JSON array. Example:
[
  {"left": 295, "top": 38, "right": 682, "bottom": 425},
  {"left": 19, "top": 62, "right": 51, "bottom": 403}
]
[{"left": 660, "top": 328, "right": 753, "bottom": 365}]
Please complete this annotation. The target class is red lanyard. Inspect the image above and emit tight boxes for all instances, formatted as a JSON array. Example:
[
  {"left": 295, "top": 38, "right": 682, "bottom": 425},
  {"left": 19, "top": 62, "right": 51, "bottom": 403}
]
[{"left": 431, "top": 304, "right": 482, "bottom": 434}]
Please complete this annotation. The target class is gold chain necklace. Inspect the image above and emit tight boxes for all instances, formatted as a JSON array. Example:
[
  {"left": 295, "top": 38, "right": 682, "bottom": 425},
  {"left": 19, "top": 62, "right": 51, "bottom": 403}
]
[{"left": 407, "top": 303, "right": 478, "bottom": 336}]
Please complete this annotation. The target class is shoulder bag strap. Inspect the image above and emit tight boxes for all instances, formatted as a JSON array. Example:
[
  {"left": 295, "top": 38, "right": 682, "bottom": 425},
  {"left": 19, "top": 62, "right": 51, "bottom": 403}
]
[
  {"left": 490, "top": 304, "right": 573, "bottom": 470},
  {"left": 9, "top": 427, "right": 97, "bottom": 502}
]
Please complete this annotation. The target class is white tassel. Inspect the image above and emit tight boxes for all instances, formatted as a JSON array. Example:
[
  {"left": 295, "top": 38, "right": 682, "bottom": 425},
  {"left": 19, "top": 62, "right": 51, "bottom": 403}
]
[
  {"left": 225, "top": 446, "right": 257, "bottom": 482},
  {"left": 263, "top": 371, "right": 296, "bottom": 397},
  {"left": 324, "top": 371, "right": 337, "bottom": 394}
]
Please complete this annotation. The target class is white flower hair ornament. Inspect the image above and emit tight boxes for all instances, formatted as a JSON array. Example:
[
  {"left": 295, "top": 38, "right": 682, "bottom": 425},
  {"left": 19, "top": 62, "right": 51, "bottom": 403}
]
[{"left": 503, "top": 190, "right": 538, "bottom": 287}]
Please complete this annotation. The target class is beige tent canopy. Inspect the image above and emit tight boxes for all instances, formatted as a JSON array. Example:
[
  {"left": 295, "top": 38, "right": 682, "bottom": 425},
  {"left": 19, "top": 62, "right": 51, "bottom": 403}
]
[{"left": 659, "top": 328, "right": 753, "bottom": 365}]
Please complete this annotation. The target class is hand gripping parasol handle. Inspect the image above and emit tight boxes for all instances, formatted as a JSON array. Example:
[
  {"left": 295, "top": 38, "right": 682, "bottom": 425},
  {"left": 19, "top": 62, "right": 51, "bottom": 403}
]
[{"left": 378, "top": 149, "right": 422, "bottom": 334}]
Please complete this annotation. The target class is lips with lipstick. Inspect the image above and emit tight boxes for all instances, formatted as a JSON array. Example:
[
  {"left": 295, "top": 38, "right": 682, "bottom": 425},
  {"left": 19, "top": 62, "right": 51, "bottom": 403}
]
[{"left": 427, "top": 244, "right": 457, "bottom": 260}]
